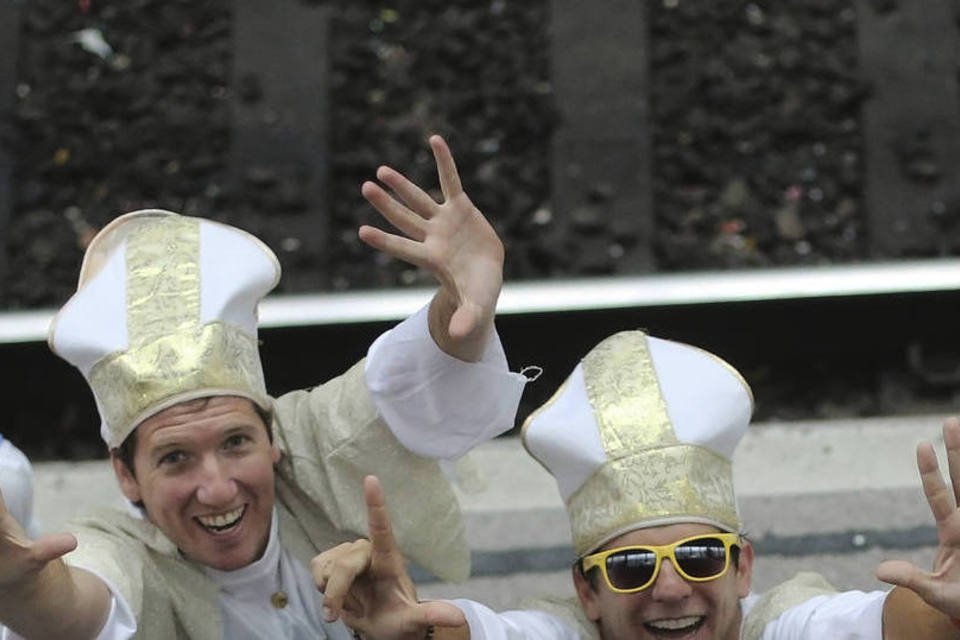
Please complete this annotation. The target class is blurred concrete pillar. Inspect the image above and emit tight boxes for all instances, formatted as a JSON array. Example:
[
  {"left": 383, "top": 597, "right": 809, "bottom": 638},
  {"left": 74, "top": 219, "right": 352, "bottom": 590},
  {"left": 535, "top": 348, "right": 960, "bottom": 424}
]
[
  {"left": 856, "top": 0, "right": 960, "bottom": 256},
  {"left": 549, "top": 0, "right": 653, "bottom": 274},
  {"left": 230, "top": 1, "right": 331, "bottom": 289}
]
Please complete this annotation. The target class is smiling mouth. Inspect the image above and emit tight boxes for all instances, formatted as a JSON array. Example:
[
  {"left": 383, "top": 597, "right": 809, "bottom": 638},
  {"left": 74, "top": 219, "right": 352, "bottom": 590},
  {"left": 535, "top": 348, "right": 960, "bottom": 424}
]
[
  {"left": 195, "top": 505, "right": 246, "bottom": 533},
  {"left": 644, "top": 616, "right": 704, "bottom": 638}
]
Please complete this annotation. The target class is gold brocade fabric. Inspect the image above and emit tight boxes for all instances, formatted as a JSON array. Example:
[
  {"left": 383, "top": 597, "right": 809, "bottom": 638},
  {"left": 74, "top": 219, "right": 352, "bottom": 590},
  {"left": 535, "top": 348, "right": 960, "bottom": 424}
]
[
  {"left": 126, "top": 216, "right": 200, "bottom": 345},
  {"left": 86, "top": 216, "right": 269, "bottom": 447},
  {"left": 569, "top": 331, "right": 740, "bottom": 555},
  {"left": 583, "top": 331, "right": 677, "bottom": 456},
  {"left": 90, "top": 323, "right": 268, "bottom": 448},
  {"left": 568, "top": 445, "right": 737, "bottom": 555}
]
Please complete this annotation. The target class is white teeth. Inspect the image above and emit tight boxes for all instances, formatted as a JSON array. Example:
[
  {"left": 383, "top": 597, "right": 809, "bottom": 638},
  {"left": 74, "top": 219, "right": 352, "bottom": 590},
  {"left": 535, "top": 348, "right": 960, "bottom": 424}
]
[
  {"left": 198, "top": 506, "right": 244, "bottom": 530},
  {"left": 648, "top": 616, "right": 701, "bottom": 630}
]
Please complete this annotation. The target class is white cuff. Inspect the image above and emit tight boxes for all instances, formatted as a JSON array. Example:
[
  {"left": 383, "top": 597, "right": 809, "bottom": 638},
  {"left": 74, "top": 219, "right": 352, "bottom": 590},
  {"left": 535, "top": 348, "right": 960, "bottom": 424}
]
[
  {"left": 93, "top": 593, "right": 137, "bottom": 640},
  {"left": 69, "top": 566, "right": 137, "bottom": 640},
  {"left": 759, "top": 589, "right": 887, "bottom": 639},
  {"left": 365, "top": 304, "right": 527, "bottom": 459},
  {"left": 0, "top": 568, "right": 138, "bottom": 640},
  {"left": 449, "top": 599, "right": 579, "bottom": 640}
]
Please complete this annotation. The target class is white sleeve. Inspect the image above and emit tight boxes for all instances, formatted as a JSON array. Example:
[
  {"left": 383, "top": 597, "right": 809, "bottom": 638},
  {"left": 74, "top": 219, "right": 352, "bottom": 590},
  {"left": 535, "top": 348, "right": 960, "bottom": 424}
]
[
  {"left": 364, "top": 303, "right": 528, "bottom": 459},
  {"left": 91, "top": 593, "right": 137, "bottom": 640},
  {"left": 757, "top": 590, "right": 887, "bottom": 639},
  {"left": 450, "top": 599, "right": 581, "bottom": 640},
  {"left": 0, "top": 590, "right": 136, "bottom": 640}
]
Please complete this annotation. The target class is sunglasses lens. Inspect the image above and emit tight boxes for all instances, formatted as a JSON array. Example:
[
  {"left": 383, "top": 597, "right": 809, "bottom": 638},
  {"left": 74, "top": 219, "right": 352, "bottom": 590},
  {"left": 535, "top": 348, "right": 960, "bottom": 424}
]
[
  {"left": 605, "top": 550, "right": 657, "bottom": 590},
  {"left": 674, "top": 538, "right": 729, "bottom": 579}
]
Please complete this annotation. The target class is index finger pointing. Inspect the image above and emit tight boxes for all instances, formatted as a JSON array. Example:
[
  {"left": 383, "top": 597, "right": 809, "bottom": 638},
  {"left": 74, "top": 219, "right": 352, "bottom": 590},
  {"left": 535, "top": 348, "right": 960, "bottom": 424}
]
[
  {"left": 363, "top": 475, "right": 402, "bottom": 564},
  {"left": 429, "top": 135, "right": 463, "bottom": 201}
]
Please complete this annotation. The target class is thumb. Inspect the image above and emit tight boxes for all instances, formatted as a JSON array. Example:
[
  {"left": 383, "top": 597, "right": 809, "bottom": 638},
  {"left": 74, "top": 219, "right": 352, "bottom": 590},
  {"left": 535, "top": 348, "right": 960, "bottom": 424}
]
[
  {"left": 31, "top": 532, "right": 78, "bottom": 566},
  {"left": 447, "top": 303, "right": 479, "bottom": 341},
  {"left": 878, "top": 558, "right": 960, "bottom": 618},
  {"left": 876, "top": 559, "right": 927, "bottom": 590},
  {"left": 420, "top": 600, "right": 468, "bottom": 628}
]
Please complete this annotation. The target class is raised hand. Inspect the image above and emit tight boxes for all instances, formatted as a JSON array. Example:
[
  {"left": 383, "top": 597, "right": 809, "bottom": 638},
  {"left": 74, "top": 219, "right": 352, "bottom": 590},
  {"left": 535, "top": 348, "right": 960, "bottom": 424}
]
[
  {"left": 360, "top": 134, "right": 504, "bottom": 361},
  {"left": 876, "top": 417, "right": 960, "bottom": 618},
  {"left": 312, "top": 476, "right": 467, "bottom": 640},
  {"left": 0, "top": 486, "right": 77, "bottom": 591},
  {"left": 0, "top": 486, "right": 111, "bottom": 638}
]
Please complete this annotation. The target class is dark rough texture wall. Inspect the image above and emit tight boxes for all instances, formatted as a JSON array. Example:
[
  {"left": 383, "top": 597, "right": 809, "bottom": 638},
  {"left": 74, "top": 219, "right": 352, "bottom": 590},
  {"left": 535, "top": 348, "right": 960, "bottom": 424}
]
[{"left": 3, "top": 1, "right": 960, "bottom": 461}]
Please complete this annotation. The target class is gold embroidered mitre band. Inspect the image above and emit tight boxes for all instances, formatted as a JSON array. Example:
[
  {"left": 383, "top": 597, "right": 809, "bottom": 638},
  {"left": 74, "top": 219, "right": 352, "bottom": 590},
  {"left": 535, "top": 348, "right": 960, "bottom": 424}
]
[
  {"left": 522, "top": 331, "right": 753, "bottom": 557},
  {"left": 49, "top": 210, "right": 281, "bottom": 447}
]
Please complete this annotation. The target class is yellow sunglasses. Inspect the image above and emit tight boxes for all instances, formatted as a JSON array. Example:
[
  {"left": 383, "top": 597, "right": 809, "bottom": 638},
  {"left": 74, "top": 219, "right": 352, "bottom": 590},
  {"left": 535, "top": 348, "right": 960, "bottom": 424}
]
[{"left": 580, "top": 532, "right": 741, "bottom": 594}]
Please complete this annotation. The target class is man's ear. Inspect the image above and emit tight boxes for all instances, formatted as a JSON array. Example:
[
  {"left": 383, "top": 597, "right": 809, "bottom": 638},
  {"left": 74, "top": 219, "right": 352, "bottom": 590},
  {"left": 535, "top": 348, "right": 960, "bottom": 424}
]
[
  {"left": 572, "top": 564, "right": 602, "bottom": 622},
  {"left": 735, "top": 540, "right": 755, "bottom": 599},
  {"left": 271, "top": 443, "right": 281, "bottom": 465},
  {"left": 111, "top": 452, "right": 143, "bottom": 504}
]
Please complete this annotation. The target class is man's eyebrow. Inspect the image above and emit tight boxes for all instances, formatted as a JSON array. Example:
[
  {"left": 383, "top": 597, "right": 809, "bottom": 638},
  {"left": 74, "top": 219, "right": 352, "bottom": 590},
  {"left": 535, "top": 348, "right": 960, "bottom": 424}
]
[
  {"left": 147, "top": 438, "right": 187, "bottom": 459},
  {"left": 222, "top": 424, "right": 259, "bottom": 437}
]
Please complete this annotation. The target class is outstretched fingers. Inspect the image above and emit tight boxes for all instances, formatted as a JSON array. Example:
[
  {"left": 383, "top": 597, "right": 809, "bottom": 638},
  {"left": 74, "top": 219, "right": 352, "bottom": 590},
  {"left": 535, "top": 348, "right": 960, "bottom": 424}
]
[
  {"left": 374, "top": 165, "right": 439, "bottom": 220},
  {"left": 357, "top": 225, "right": 429, "bottom": 271},
  {"left": 361, "top": 180, "right": 428, "bottom": 241},
  {"left": 876, "top": 419, "right": 960, "bottom": 619},
  {"left": 918, "top": 441, "right": 956, "bottom": 526},
  {"left": 429, "top": 135, "right": 464, "bottom": 201},
  {"left": 944, "top": 417, "right": 960, "bottom": 505}
]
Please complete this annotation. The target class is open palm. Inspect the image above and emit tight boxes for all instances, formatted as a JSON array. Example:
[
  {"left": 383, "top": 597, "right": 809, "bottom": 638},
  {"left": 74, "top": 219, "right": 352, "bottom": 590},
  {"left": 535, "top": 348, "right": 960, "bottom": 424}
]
[
  {"left": 359, "top": 135, "right": 504, "bottom": 345},
  {"left": 877, "top": 417, "right": 960, "bottom": 617}
]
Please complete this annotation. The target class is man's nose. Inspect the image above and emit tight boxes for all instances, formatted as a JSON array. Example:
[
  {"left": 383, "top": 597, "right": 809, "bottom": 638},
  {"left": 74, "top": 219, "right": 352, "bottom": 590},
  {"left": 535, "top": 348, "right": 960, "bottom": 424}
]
[
  {"left": 195, "top": 457, "right": 238, "bottom": 505},
  {"left": 649, "top": 558, "right": 693, "bottom": 601}
]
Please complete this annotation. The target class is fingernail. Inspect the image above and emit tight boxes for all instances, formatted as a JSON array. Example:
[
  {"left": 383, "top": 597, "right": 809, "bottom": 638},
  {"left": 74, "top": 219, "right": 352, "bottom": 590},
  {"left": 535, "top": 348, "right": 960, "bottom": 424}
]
[{"left": 323, "top": 606, "right": 335, "bottom": 621}]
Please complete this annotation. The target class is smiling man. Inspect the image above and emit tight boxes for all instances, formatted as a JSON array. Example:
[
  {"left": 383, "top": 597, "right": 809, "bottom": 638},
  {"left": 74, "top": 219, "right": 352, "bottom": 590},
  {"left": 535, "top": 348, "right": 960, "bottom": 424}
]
[
  {"left": 0, "top": 135, "right": 528, "bottom": 639},
  {"left": 316, "top": 330, "right": 960, "bottom": 640},
  {"left": 112, "top": 397, "right": 281, "bottom": 573}
]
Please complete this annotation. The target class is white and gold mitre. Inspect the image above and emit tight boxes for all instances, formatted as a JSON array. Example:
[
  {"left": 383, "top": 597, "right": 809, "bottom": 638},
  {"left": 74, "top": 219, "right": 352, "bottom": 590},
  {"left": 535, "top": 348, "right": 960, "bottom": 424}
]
[
  {"left": 522, "top": 330, "right": 754, "bottom": 557},
  {"left": 48, "top": 209, "right": 281, "bottom": 448}
]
